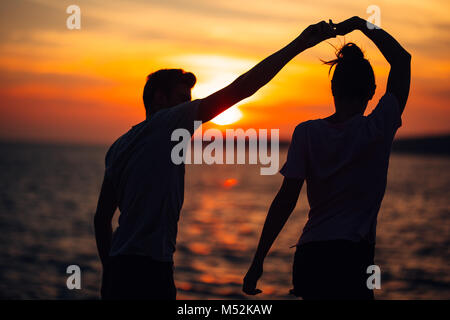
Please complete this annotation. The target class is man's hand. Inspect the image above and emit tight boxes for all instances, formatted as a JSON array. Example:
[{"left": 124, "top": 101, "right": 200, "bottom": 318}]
[
  {"left": 242, "top": 261, "right": 264, "bottom": 295},
  {"left": 329, "top": 16, "right": 364, "bottom": 36},
  {"left": 298, "top": 20, "right": 336, "bottom": 49}
]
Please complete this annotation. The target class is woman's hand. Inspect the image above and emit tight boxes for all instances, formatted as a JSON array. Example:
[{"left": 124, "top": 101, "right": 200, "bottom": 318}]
[
  {"left": 329, "top": 16, "right": 365, "bottom": 36},
  {"left": 297, "top": 20, "right": 336, "bottom": 49},
  {"left": 242, "top": 261, "right": 264, "bottom": 295}
]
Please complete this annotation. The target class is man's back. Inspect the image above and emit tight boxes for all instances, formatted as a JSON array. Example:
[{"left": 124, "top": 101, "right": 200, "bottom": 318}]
[{"left": 105, "top": 100, "right": 200, "bottom": 262}]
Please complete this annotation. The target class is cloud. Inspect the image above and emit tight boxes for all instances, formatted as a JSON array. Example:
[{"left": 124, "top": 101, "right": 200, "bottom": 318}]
[{"left": 0, "top": 69, "right": 116, "bottom": 88}]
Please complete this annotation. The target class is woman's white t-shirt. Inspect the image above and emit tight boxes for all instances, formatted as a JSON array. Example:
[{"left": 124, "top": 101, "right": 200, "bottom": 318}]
[{"left": 280, "top": 93, "right": 402, "bottom": 245}]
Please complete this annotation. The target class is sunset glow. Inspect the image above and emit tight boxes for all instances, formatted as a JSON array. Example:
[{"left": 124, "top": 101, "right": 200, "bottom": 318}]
[
  {"left": 223, "top": 178, "right": 238, "bottom": 188},
  {"left": 0, "top": 0, "right": 448, "bottom": 144},
  {"left": 211, "top": 106, "right": 243, "bottom": 125}
]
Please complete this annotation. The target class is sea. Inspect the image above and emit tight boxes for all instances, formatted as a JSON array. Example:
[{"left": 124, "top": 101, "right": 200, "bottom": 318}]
[{"left": 0, "top": 141, "right": 449, "bottom": 299}]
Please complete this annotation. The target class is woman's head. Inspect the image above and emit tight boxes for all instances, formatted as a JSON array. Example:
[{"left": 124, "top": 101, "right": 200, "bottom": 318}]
[{"left": 324, "top": 43, "right": 376, "bottom": 112}]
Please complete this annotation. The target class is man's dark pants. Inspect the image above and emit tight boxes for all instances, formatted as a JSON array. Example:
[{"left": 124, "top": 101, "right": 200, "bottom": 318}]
[{"left": 101, "top": 254, "right": 176, "bottom": 300}]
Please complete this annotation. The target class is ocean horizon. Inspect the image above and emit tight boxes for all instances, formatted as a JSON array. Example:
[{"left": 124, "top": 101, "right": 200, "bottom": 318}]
[{"left": 0, "top": 140, "right": 449, "bottom": 299}]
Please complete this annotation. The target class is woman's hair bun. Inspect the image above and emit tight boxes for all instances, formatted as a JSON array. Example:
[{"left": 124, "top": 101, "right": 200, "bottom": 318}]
[
  {"left": 337, "top": 42, "right": 364, "bottom": 61},
  {"left": 322, "top": 42, "right": 376, "bottom": 101},
  {"left": 322, "top": 42, "right": 366, "bottom": 73}
]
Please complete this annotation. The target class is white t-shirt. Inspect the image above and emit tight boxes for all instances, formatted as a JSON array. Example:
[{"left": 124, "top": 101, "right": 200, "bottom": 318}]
[
  {"left": 280, "top": 93, "right": 402, "bottom": 245},
  {"left": 105, "top": 99, "right": 201, "bottom": 262}
]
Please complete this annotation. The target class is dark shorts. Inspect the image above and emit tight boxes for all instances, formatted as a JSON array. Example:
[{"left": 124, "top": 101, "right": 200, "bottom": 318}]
[
  {"left": 291, "top": 239, "right": 375, "bottom": 300},
  {"left": 101, "top": 254, "right": 176, "bottom": 300}
]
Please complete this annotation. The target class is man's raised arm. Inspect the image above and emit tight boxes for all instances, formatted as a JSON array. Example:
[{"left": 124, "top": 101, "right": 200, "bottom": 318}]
[{"left": 197, "top": 21, "right": 336, "bottom": 123}]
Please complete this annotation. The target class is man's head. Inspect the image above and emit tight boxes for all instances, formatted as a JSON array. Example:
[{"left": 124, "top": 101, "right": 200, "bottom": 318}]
[
  {"left": 143, "top": 69, "right": 196, "bottom": 116},
  {"left": 324, "top": 43, "right": 376, "bottom": 114}
]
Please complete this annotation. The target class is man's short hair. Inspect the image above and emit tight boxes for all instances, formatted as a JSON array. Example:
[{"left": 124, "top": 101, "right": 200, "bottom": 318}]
[{"left": 143, "top": 69, "right": 196, "bottom": 113}]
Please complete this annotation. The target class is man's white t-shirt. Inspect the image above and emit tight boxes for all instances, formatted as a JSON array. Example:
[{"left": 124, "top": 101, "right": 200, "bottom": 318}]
[
  {"left": 105, "top": 100, "right": 201, "bottom": 262},
  {"left": 280, "top": 93, "right": 402, "bottom": 245}
]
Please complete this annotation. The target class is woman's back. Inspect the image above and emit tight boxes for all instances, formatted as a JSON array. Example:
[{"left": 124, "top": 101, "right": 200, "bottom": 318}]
[{"left": 280, "top": 93, "right": 402, "bottom": 245}]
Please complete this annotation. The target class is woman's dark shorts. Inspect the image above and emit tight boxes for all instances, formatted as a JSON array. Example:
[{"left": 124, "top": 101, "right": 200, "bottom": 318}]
[{"left": 291, "top": 239, "right": 375, "bottom": 300}]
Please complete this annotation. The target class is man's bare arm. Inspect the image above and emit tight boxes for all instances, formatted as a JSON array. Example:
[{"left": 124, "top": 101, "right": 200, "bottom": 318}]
[
  {"left": 94, "top": 173, "right": 117, "bottom": 267},
  {"left": 198, "top": 21, "right": 336, "bottom": 122}
]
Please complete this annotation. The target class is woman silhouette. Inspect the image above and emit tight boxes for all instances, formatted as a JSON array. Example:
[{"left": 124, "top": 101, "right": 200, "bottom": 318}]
[{"left": 243, "top": 16, "right": 411, "bottom": 300}]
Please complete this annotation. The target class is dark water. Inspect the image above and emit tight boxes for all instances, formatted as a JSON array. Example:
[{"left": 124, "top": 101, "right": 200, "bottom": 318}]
[{"left": 0, "top": 142, "right": 449, "bottom": 299}]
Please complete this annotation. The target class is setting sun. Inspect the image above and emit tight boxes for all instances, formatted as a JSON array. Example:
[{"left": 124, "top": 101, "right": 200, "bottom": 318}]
[
  {"left": 211, "top": 106, "right": 243, "bottom": 125},
  {"left": 165, "top": 54, "right": 255, "bottom": 126},
  {"left": 0, "top": 0, "right": 448, "bottom": 144}
]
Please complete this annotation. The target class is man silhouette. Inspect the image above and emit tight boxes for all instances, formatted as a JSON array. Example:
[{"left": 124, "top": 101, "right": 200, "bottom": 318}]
[{"left": 94, "top": 21, "right": 336, "bottom": 299}]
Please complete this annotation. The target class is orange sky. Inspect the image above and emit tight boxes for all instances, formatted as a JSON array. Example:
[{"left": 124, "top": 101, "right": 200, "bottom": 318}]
[{"left": 0, "top": 0, "right": 449, "bottom": 144}]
